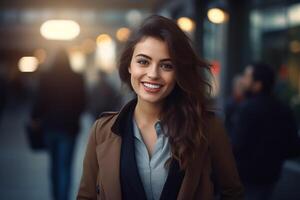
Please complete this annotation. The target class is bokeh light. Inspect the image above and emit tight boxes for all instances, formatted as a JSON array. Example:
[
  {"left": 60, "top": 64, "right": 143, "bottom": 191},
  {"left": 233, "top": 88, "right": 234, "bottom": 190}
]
[
  {"left": 96, "top": 34, "right": 112, "bottom": 45},
  {"left": 207, "top": 8, "right": 229, "bottom": 24},
  {"left": 126, "top": 10, "right": 143, "bottom": 27},
  {"left": 18, "top": 56, "right": 39, "bottom": 72},
  {"left": 177, "top": 17, "right": 195, "bottom": 32},
  {"left": 69, "top": 50, "right": 86, "bottom": 73},
  {"left": 40, "top": 20, "right": 80, "bottom": 40},
  {"left": 116, "top": 27, "right": 131, "bottom": 42},
  {"left": 95, "top": 34, "right": 116, "bottom": 73}
]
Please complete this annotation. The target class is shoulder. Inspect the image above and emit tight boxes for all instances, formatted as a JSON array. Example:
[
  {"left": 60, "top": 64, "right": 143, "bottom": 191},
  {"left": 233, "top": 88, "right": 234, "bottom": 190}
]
[
  {"left": 98, "top": 111, "right": 119, "bottom": 119},
  {"left": 95, "top": 111, "right": 119, "bottom": 129},
  {"left": 92, "top": 111, "right": 120, "bottom": 144}
]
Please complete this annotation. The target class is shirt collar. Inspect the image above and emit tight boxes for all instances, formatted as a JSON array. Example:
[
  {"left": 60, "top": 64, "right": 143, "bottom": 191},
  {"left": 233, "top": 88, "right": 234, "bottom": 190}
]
[
  {"left": 111, "top": 98, "right": 169, "bottom": 138},
  {"left": 132, "top": 119, "right": 165, "bottom": 142}
]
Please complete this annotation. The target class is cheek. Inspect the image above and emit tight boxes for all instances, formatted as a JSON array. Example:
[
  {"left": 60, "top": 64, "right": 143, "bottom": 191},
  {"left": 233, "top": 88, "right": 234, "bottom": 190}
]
[
  {"left": 129, "top": 65, "right": 143, "bottom": 89},
  {"left": 130, "top": 66, "right": 140, "bottom": 81},
  {"left": 129, "top": 73, "right": 139, "bottom": 94},
  {"left": 164, "top": 73, "right": 176, "bottom": 87}
]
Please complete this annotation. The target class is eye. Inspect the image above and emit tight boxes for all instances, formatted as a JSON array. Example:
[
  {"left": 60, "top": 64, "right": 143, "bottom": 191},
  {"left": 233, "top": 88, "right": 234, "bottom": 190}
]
[
  {"left": 160, "top": 63, "right": 174, "bottom": 71},
  {"left": 137, "top": 59, "right": 149, "bottom": 66}
]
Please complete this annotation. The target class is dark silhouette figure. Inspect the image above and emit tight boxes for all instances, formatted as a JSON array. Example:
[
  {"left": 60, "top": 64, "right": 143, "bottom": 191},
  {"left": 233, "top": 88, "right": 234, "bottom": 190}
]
[
  {"left": 0, "top": 75, "right": 7, "bottom": 122},
  {"left": 88, "top": 71, "right": 121, "bottom": 120},
  {"left": 31, "top": 49, "right": 85, "bottom": 200},
  {"left": 224, "top": 75, "right": 245, "bottom": 138},
  {"left": 232, "top": 63, "right": 300, "bottom": 200}
]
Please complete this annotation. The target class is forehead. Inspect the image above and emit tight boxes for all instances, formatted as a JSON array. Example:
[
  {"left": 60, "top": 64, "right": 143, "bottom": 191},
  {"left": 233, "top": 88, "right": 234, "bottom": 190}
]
[{"left": 133, "top": 36, "right": 170, "bottom": 59}]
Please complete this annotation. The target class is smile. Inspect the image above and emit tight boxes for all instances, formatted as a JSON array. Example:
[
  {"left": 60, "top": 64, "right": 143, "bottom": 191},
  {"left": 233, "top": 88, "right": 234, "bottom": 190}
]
[{"left": 141, "top": 82, "right": 163, "bottom": 92}]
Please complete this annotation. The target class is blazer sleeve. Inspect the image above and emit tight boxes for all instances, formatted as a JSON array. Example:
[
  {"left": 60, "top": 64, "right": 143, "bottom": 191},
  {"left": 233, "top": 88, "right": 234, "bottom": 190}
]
[
  {"left": 208, "top": 115, "right": 244, "bottom": 200},
  {"left": 77, "top": 120, "right": 99, "bottom": 200}
]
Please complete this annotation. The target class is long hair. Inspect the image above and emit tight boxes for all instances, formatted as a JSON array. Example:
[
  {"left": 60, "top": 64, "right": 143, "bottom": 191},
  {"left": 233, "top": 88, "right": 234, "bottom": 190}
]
[{"left": 118, "top": 15, "right": 212, "bottom": 170}]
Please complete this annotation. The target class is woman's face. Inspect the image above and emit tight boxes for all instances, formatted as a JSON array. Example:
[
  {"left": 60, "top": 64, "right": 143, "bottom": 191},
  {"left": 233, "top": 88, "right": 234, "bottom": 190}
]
[{"left": 129, "top": 36, "right": 176, "bottom": 105}]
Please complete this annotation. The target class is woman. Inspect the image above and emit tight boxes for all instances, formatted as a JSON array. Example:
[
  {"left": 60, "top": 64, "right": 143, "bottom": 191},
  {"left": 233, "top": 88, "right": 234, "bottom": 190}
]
[{"left": 77, "top": 15, "right": 244, "bottom": 200}]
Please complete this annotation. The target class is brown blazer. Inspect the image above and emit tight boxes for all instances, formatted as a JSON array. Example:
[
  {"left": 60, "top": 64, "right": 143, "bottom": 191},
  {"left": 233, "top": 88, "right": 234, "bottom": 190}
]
[{"left": 77, "top": 102, "right": 244, "bottom": 200}]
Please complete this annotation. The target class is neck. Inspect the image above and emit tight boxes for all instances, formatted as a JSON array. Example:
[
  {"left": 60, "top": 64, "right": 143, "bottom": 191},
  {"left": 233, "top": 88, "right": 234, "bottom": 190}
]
[{"left": 134, "top": 98, "right": 162, "bottom": 127}]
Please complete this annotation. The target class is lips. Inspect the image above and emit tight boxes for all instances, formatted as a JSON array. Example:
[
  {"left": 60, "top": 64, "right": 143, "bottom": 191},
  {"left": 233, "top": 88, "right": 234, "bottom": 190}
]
[{"left": 141, "top": 81, "right": 163, "bottom": 92}]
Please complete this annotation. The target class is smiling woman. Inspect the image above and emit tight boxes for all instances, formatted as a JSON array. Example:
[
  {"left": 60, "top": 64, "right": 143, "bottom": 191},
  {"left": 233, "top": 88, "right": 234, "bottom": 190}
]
[
  {"left": 77, "top": 15, "right": 244, "bottom": 200},
  {"left": 129, "top": 37, "right": 176, "bottom": 104}
]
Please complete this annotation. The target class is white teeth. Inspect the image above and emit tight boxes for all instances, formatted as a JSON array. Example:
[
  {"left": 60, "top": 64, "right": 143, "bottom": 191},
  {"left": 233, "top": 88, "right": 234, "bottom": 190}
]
[{"left": 143, "top": 82, "right": 161, "bottom": 89}]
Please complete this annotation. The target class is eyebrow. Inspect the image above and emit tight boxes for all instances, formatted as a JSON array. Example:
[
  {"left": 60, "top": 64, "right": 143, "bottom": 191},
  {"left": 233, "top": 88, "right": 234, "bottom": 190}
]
[{"left": 135, "top": 54, "right": 172, "bottom": 62}]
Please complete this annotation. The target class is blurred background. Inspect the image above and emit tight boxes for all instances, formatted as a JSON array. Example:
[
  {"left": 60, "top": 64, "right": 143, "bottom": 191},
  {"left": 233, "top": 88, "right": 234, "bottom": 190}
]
[{"left": 0, "top": 0, "right": 300, "bottom": 200}]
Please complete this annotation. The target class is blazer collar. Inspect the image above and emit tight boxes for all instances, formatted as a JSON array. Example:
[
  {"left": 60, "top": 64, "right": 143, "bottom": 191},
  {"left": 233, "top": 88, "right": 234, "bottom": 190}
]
[{"left": 111, "top": 98, "right": 137, "bottom": 136}]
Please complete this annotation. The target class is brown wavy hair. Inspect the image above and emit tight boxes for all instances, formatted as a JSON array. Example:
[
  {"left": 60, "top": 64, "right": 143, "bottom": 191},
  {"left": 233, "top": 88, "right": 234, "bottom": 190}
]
[{"left": 118, "top": 15, "right": 212, "bottom": 170}]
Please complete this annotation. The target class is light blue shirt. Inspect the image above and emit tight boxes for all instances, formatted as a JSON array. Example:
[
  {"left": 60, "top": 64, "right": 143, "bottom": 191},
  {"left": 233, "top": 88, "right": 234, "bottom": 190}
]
[{"left": 133, "top": 119, "right": 171, "bottom": 200}]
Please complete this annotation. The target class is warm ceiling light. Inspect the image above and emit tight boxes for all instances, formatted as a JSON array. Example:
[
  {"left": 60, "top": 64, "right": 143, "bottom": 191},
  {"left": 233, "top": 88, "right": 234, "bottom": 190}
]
[
  {"left": 40, "top": 20, "right": 80, "bottom": 40},
  {"left": 69, "top": 50, "right": 86, "bottom": 73},
  {"left": 207, "top": 8, "right": 229, "bottom": 24},
  {"left": 177, "top": 17, "right": 195, "bottom": 32},
  {"left": 18, "top": 56, "right": 39, "bottom": 72},
  {"left": 96, "top": 34, "right": 112, "bottom": 45},
  {"left": 95, "top": 34, "right": 116, "bottom": 73},
  {"left": 116, "top": 27, "right": 131, "bottom": 42}
]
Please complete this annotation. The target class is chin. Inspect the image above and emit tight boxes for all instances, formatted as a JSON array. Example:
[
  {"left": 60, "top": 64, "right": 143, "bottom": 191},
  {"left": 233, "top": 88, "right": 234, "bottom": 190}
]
[
  {"left": 138, "top": 91, "right": 167, "bottom": 105},
  {"left": 139, "top": 95, "right": 164, "bottom": 104}
]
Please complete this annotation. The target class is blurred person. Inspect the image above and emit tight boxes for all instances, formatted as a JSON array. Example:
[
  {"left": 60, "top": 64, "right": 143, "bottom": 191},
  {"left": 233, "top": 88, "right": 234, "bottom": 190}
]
[
  {"left": 0, "top": 74, "right": 7, "bottom": 121},
  {"left": 274, "top": 65, "right": 295, "bottom": 105},
  {"left": 77, "top": 15, "right": 244, "bottom": 200},
  {"left": 224, "top": 74, "right": 245, "bottom": 138},
  {"left": 232, "top": 62, "right": 300, "bottom": 200},
  {"left": 31, "top": 48, "right": 86, "bottom": 200},
  {"left": 88, "top": 71, "right": 121, "bottom": 120}
]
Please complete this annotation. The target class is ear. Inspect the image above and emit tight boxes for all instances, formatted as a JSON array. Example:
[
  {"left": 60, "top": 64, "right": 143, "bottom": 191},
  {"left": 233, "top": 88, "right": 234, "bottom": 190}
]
[{"left": 128, "top": 66, "right": 131, "bottom": 74}]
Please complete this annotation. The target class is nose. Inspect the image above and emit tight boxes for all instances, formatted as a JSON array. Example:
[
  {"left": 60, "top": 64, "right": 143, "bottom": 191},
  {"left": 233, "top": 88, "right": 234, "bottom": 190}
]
[{"left": 147, "top": 64, "right": 159, "bottom": 79}]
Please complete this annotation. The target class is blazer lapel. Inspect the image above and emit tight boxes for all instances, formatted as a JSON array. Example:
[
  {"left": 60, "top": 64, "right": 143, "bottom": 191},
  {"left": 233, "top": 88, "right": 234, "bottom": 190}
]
[
  {"left": 119, "top": 109, "right": 147, "bottom": 199},
  {"left": 96, "top": 99, "right": 139, "bottom": 200},
  {"left": 160, "top": 159, "right": 185, "bottom": 200},
  {"left": 96, "top": 135, "right": 122, "bottom": 200}
]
